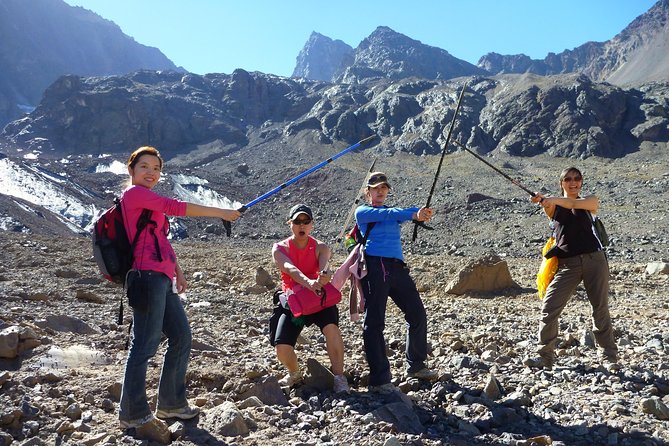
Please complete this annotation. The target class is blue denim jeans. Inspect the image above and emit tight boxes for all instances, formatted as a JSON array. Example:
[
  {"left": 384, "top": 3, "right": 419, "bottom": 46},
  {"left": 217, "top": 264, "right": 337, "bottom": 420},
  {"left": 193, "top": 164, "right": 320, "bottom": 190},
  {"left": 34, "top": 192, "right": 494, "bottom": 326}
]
[
  {"left": 119, "top": 271, "right": 192, "bottom": 424},
  {"left": 361, "top": 256, "right": 428, "bottom": 386}
]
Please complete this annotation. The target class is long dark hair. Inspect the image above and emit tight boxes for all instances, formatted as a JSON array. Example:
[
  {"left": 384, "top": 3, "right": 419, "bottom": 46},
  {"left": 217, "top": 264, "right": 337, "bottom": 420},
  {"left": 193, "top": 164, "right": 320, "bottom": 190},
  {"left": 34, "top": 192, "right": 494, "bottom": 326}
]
[{"left": 559, "top": 166, "right": 583, "bottom": 196}]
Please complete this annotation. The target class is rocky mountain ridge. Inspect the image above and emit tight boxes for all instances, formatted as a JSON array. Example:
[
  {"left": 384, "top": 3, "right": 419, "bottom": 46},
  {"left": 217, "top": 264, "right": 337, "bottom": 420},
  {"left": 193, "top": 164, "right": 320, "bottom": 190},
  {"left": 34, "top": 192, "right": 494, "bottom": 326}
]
[
  {"left": 478, "top": 0, "right": 669, "bottom": 86},
  {"left": 1, "top": 3, "right": 668, "bottom": 446},
  {"left": 0, "top": 0, "right": 180, "bottom": 126},
  {"left": 294, "top": 1, "right": 669, "bottom": 87},
  {"left": 2, "top": 71, "right": 667, "bottom": 160},
  {"left": 332, "top": 26, "right": 487, "bottom": 84}
]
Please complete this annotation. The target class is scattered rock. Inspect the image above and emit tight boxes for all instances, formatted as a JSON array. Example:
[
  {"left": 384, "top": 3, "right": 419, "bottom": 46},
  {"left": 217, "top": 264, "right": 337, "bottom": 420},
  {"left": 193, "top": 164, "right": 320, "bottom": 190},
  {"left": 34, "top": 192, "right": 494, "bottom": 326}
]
[
  {"left": 646, "top": 262, "right": 669, "bottom": 275},
  {"left": 75, "top": 289, "right": 104, "bottom": 304},
  {"left": 205, "top": 401, "right": 249, "bottom": 437},
  {"left": 640, "top": 397, "right": 669, "bottom": 420},
  {"left": 446, "top": 254, "right": 520, "bottom": 295}
]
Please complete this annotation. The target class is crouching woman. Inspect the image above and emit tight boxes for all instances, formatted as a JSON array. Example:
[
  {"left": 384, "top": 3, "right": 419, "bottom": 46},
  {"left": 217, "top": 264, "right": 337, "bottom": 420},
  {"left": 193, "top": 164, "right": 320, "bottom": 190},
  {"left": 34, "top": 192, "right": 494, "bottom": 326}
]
[{"left": 271, "top": 204, "right": 349, "bottom": 394}]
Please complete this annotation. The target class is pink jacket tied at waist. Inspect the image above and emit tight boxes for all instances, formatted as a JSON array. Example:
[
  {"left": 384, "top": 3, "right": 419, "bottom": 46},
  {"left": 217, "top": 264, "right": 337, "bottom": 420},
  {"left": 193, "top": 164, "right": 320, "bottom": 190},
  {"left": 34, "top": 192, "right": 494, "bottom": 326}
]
[{"left": 331, "top": 244, "right": 368, "bottom": 321}]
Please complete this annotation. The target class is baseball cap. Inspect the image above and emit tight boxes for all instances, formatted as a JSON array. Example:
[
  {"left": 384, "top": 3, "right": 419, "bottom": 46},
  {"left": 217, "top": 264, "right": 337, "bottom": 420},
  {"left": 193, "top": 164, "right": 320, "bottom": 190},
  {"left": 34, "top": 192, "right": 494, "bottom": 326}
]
[
  {"left": 367, "top": 171, "right": 391, "bottom": 189},
  {"left": 288, "top": 203, "right": 313, "bottom": 221}
]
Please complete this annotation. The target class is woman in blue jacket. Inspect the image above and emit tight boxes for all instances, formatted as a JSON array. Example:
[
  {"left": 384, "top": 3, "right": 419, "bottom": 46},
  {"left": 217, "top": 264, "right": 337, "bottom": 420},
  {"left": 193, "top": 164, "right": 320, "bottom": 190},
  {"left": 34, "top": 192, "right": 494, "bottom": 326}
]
[{"left": 354, "top": 172, "right": 438, "bottom": 393}]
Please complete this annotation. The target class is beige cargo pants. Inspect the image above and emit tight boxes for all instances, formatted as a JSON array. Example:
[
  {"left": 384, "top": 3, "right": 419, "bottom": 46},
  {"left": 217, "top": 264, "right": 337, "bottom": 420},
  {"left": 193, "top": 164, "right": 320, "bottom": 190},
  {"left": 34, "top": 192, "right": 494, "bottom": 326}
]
[{"left": 537, "top": 250, "right": 617, "bottom": 358}]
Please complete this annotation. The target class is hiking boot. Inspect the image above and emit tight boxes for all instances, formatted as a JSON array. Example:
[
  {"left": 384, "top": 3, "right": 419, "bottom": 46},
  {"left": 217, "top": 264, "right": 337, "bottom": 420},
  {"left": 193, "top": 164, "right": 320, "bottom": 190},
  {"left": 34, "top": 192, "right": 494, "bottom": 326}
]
[
  {"left": 407, "top": 367, "right": 439, "bottom": 381},
  {"left": 333, "top": 374, "right": 350, "bottom": 394},
  {"left": 135, "top": 417, "right": 171, "bottom": 444},
  {"left": 523, "top": 353, "right": 555, "bottom": 370},
  {"left": 278, "top": 369, "right": 303, "bottom": 387},
  {"left": 155, "top": 405, "right": 200, "bottom": 420},
  {"left": 368, "top": 383, "right": 400, "bottom": 394},
  {"left": 602, "top": 355, "right": 621, "bottom": 372}
]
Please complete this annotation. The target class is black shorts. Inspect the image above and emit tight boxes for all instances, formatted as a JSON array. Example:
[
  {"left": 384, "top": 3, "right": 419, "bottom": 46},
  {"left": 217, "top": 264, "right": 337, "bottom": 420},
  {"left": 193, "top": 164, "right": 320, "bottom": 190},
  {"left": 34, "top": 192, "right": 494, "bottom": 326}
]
[{"left": 274, "top": 305, "right": 339, "bottom": 347}]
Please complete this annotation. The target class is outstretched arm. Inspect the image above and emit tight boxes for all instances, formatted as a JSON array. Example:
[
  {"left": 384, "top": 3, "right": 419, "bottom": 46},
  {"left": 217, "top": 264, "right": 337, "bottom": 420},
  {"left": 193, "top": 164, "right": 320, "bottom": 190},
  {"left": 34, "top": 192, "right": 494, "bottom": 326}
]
[
  {"left": 412, "top": 207, "right": 434, "bottom": 222},
  {"left": 185, "top": 203, "right": 241, "bottom": 221}
]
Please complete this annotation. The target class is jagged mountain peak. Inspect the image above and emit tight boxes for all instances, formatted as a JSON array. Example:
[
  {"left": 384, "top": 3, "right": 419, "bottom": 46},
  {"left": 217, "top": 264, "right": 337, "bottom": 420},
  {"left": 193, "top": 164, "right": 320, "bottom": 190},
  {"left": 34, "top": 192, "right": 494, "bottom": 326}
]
[
  {"left": 356, "top": 26, "right": 450, "bottom": 56},
  {"left": 292, "top": 32, "right": 354, "bottom": 81},
  {"left": 362, "top": 26, "right": 421, "bottom": 45},
  {"left": 293, "top": 25, "right": 485, "bottom": 84}
]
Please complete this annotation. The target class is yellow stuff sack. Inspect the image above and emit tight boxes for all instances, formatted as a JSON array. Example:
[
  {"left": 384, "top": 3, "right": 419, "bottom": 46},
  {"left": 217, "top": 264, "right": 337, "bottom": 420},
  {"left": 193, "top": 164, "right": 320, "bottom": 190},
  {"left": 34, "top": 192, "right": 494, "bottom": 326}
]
[{"left": 536, "top": 236, "right": 559, "bottom": 299}]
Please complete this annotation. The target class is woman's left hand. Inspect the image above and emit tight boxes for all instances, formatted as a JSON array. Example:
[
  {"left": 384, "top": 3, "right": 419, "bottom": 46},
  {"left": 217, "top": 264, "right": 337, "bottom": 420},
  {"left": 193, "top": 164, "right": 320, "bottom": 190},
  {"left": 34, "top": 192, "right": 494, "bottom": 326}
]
[
  {"left": 414, "top": 207, "right": 433, "bottom": 222},
  {"left": 175, "top": 269, "right": 188, "bottom": 294}
]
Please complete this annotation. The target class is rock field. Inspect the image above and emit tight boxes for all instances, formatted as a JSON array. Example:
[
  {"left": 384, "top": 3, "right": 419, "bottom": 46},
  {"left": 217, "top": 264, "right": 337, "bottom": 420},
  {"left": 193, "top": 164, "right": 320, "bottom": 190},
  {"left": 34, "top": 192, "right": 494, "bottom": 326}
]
[{"left": 1, "top": 143, "right": 669, "bottom": 445}]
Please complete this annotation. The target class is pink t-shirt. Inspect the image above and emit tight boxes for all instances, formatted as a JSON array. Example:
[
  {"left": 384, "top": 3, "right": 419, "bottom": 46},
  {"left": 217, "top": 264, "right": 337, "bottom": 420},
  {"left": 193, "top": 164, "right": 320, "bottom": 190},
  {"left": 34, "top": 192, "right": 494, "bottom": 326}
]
[{"left": 121, "top": 185, "right": 188, "bottom": 279}]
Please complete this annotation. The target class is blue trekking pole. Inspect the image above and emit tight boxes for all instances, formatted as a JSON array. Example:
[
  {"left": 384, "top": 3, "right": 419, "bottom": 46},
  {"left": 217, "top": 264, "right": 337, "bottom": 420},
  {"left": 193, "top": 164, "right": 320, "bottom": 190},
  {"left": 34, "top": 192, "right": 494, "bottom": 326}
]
[{"left": 223, "top": 135, "right": 376, "bottom": 236}]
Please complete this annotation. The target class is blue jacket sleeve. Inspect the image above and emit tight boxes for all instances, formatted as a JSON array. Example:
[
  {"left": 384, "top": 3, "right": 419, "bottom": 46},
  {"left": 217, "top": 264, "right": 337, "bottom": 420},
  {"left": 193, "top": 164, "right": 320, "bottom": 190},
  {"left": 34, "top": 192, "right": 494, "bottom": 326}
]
[{"left": 355, "top": 205, "right": 418, "bottom": 224}]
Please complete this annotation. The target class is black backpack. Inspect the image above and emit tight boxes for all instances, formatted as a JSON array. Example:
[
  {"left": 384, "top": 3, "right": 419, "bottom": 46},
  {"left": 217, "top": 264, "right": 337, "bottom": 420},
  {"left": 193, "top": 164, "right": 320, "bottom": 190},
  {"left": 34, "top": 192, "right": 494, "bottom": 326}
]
[
  {"left": 588, "top": 212, "right": 609, "bottom": 247},
  {"left": 92, "top": 198, "right": 155, "bottom": 286}
]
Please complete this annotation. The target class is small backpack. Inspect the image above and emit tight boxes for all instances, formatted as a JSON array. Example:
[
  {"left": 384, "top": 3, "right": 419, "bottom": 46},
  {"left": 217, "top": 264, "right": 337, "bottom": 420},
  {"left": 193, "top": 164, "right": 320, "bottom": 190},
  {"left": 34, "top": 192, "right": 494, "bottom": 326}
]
[
  {"left": 588, "top": 212, "right": 609, "bottom": 247},
  {"left": 92, "top": 198, "right": 153, "bottom": 286},
  {"left": 343, "top": 222, "right": 376, "bottom": 253}
]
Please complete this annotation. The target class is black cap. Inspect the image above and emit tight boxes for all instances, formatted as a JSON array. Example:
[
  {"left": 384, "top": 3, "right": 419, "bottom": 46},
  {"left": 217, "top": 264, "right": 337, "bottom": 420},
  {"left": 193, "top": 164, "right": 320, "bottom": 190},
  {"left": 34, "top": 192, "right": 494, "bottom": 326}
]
[{"left": 288, "top": 203, "right": 313, "bottom": 220}]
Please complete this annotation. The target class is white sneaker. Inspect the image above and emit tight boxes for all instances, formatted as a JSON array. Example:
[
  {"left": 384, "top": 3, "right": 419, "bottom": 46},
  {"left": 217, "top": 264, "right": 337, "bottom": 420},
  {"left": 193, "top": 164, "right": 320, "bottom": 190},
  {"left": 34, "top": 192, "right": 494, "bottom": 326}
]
[
  {"left": 155, "top": 405, "right": 200, "bottom": 420},
  {"left": 278, "top": 369, "right": 303, "bottom": 387},
  {"left": 333, "top": 374, "right": 350, "bottom": 394}
]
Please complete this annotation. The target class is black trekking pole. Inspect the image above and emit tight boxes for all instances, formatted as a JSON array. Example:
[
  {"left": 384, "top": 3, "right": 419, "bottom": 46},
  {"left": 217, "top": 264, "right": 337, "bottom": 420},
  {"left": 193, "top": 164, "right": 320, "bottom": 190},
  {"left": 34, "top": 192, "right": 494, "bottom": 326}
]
[
  {"left": 334, "top": 158, "right": 377, "bottom": 248},
  {"left": 451, "top": 140, "right": 538, "bottom": 197},
  {"left": 222, "top": 135, "right": 376, "bottom": 236},
  {"left": 412, "top": 82, "right": 468, "bottom": 242}
]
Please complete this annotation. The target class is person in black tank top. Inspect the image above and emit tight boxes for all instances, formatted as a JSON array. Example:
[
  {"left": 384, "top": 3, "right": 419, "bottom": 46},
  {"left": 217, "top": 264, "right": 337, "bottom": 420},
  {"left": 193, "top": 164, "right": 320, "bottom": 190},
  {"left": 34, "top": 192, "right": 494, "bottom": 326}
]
[{"left": 524, "top": 167, "right": 618, "bottom": 371}]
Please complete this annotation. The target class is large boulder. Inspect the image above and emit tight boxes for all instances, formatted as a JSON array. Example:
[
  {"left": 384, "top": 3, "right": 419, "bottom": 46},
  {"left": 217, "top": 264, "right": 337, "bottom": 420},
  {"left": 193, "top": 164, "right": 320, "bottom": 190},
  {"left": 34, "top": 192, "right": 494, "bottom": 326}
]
[{"left": 446, "top": 254, "right": 520, "bottom": 295}]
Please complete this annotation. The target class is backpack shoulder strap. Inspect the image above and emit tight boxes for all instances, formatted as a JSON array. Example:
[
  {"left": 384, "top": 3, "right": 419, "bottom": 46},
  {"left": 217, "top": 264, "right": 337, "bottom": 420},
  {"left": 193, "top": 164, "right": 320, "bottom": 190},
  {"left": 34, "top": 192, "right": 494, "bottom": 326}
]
[
  {"left": 121, "top": 197, "right": 162, "bottom": 263},
  {"left": 360, "top": 222, "right": 376, "bottom": 245}
]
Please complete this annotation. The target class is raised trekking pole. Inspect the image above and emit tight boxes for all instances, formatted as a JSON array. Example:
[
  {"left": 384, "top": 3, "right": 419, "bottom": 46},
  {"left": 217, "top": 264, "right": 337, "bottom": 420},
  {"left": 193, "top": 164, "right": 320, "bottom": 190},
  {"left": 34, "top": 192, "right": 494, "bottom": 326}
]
[
  {"left": 334, "top": 158, "right": 377, "bottom": 249},
  {"left": 451, "top": 140, "right": 538, "bottom": 197},
  {"left": 222, "top": 135, "right": 376, "bottom": 236},
  {"left": 412, "top": 82, "right": 468, "bottom": 242}
]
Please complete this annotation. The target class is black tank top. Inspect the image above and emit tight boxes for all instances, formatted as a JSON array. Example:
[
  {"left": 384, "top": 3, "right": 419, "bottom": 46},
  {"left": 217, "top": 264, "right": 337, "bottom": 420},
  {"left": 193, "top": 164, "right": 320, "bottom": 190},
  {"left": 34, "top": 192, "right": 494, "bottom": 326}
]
[{"left": 552, "top": 206, "right": 601, "bottom": 257}]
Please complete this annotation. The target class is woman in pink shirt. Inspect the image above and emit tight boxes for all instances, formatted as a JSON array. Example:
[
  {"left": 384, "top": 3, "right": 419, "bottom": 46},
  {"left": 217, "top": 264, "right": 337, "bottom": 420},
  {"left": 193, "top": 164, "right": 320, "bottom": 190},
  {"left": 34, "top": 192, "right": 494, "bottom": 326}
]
[
  {"left": 118, "top": 146, "right": 240, "bottom": 442},
  {"left": 271, "top": 204, "right": 349, "bottom": 394}
]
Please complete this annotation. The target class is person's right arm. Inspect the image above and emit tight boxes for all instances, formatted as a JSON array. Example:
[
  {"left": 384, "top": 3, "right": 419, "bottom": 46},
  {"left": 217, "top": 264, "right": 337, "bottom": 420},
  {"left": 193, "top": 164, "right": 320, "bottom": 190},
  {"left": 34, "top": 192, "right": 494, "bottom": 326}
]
[
  {"left": 531, "top": 193, "right": 598, "bottom": 219},
  {"left": 355, "top": 205, "right": 418, "bottom": 224},
  {"left": 124, "top": 186, "right": 240, "bottom": 220},
  {"left": 272, "top": 243, "right": 322, "bottom": 293},
  {"left": 185, "top": 203, "right": 240, "bottom": 221}
]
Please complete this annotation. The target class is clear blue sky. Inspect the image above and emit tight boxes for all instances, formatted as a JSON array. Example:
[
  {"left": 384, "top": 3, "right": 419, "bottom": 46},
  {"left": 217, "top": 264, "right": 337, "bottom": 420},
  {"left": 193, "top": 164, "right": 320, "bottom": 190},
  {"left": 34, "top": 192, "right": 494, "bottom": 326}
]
[{"left": 64, "top": 0, "right": 658, "bottom": 77}]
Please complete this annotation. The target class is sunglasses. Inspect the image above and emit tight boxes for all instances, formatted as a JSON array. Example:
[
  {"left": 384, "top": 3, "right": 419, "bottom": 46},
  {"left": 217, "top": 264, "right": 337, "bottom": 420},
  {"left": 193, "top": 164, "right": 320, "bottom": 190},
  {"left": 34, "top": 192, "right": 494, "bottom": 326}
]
[
  {"left": 368, "top": 174, "right": 388, "bottom": 185},
  {"left": 562, "top": 176, "right": 582, "bottom": 182},
  {"left": 292, "top": 218, "right": 312, "bottom": 225}
]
